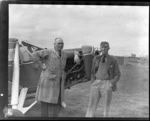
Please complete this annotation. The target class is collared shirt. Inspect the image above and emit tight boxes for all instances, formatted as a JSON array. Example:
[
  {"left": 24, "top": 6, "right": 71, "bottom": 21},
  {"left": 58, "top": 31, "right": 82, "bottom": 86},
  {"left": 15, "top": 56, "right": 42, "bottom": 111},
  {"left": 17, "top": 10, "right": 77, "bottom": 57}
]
[
  {"left": 53, "top": 48, "right": 61, "bottom": 58},
  {"left": 95, "top": 54, "right": 110, "bottom": 80},
  {"left": 91, "top": 54, "right": 121, "bottom": 82}
]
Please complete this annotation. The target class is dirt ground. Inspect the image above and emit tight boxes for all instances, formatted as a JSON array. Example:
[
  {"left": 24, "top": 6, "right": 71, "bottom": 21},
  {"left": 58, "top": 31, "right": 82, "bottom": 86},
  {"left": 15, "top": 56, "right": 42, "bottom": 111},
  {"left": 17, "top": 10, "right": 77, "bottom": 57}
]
[{"left": 24, "top": 65, "right": 149, "bottom": 118}]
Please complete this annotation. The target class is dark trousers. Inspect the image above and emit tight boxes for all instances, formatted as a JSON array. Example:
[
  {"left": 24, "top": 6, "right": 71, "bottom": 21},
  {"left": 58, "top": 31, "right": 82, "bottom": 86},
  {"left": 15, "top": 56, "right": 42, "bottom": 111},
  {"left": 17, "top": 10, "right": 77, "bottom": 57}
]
[
  {"left": 41, "top": 78, "right": 62, "bottom": 117},
  {"left": 41, "top": 101, "right": 61, "bottom": 117}
]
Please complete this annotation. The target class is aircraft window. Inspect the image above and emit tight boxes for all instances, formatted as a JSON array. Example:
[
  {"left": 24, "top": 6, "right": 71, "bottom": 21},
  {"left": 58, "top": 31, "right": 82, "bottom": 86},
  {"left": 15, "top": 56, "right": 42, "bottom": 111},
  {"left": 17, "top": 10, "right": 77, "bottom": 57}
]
[{"left": 19, "top": 46, "right": 33, "bottom": 63}]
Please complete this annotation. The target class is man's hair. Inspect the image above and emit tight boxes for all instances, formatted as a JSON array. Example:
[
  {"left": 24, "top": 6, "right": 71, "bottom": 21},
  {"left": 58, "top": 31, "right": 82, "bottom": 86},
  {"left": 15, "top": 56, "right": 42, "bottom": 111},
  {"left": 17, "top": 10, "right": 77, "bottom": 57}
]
[
  {"left": 54, "top": 37, "right": 63, "bottom": 43},
  {"left": 100, "top": 41, "right": 110, "bottom": 48}
]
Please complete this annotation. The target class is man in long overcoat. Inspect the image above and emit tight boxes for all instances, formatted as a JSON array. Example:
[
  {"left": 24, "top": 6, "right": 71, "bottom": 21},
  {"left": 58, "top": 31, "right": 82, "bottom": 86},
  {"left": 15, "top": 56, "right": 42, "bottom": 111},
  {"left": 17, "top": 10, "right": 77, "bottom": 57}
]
[{"left": 32, "top": 37, "right": 80, "bottom": 117}]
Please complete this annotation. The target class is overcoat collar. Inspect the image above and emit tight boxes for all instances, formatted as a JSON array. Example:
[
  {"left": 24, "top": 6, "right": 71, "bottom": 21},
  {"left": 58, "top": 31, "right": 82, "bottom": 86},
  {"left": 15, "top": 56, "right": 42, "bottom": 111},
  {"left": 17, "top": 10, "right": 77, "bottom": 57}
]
[{"left": 53, "top": 48, "right": 62, "bottom": 59}]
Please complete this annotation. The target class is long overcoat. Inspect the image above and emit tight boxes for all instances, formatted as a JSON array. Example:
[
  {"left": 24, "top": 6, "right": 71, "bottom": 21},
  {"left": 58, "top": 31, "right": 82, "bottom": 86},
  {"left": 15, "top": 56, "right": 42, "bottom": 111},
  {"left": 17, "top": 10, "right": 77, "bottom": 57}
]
[{"left": 32, "top": 48, "right": 74, "bottom": 103}]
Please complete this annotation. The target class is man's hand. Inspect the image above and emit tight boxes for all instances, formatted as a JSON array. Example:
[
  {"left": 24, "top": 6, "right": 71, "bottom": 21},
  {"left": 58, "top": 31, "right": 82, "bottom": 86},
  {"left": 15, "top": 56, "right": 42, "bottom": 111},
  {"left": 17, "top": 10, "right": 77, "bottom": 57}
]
[
  {"left": 112, "top": 84, "right": 117, "bottom": 92},
  {"left": 62, "top": 102, "right": 67, "bottom": 108},
  {"left": 74, "top": 52, "right": 80, "bottom": 64},
  {"left": 110, "top": 79, "right": 116, "bottom": 85},
  {"left": 110, "top": 79, "right": 117, "bottom": 92}
]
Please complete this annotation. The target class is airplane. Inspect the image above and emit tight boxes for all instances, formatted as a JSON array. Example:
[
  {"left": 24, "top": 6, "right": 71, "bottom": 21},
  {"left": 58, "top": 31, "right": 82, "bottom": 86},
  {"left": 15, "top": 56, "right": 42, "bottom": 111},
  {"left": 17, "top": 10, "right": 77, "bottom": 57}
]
[{"left": 7, "top": 38, "right": 96, "bottom": 117}]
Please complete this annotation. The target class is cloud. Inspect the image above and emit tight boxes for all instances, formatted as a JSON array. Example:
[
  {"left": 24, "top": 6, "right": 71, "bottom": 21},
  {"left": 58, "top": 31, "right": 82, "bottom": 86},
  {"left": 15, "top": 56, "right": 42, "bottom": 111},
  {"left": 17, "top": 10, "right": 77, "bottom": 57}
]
[{"left": 9, "top": 5, "right": 149, "bottom": 56}]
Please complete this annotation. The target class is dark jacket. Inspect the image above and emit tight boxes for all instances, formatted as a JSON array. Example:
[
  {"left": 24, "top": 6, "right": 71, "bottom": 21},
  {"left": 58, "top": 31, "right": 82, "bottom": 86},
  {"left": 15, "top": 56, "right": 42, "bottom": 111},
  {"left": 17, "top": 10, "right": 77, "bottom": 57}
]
[{"left": 91, "top": 54, "right": 121, "bottom": 86}]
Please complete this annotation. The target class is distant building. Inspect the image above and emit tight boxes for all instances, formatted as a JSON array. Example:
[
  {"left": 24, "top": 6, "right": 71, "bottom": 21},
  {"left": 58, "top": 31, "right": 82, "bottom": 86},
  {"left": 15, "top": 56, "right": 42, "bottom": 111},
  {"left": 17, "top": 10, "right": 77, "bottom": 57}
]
[
  {"left": 114, "top": 56, "right": 124, "bottom": 65},
  {"left": 131, "top": 54, "right": 136, "bottom": 58},
  {"left": 115, "top": 54, "right": 149, "bottom": 67}
]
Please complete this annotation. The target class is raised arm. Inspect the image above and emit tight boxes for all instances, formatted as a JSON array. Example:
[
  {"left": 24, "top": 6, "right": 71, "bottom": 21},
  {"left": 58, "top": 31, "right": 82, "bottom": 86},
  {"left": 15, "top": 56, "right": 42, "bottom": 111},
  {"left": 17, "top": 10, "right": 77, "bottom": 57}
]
[
  {"left": 32, "top": 49, "right": 49, "bottom": 62},
  {"left": 65, "top": 50, "right": 80, "bottom": 64},
  {"left": 65, "top": 50, "right": 80, "bottom": 58}
]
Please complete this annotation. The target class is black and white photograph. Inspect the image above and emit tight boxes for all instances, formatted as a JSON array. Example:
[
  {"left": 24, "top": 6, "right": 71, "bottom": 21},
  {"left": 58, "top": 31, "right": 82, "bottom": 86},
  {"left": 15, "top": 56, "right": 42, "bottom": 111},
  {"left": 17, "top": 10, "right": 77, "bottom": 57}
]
[{"left": 1, "top": 2, "right": 149, "bottom": 119}]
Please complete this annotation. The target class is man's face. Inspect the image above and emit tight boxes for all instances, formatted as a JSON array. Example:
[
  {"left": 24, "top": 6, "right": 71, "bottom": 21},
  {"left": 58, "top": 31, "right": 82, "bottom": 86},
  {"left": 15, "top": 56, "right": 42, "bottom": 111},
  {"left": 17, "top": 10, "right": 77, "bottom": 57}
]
[
  {"left": 100, "top": 43, "right": 109, "bottom": 55},
  {"left": 54, "top": 38, "right": 64, "bottom": 51}
]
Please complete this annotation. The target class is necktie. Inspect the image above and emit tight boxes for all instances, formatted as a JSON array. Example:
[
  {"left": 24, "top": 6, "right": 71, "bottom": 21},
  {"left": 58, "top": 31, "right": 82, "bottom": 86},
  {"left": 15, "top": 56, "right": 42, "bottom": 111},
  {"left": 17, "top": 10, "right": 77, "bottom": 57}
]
[
  {"left": 102, "top": 55, "right": 106, "bottom": 63},
  {"left": 59, "top": 51, "right": 61, "bottom": 57}
]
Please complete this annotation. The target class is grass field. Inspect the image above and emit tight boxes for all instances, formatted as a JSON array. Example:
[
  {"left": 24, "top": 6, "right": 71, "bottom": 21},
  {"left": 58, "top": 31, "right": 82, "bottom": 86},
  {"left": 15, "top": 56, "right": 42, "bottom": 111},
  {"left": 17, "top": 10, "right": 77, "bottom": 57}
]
[{"left": 25, "top": 64, "right": 149, "bottom": 118}]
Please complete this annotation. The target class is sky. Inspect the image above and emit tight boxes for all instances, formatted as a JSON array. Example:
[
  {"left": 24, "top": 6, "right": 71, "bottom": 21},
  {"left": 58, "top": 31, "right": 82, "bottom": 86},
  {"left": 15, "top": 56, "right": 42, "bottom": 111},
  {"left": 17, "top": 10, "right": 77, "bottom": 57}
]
[{"left": 9, "top": 5, "right": 149, "bottom": 57}]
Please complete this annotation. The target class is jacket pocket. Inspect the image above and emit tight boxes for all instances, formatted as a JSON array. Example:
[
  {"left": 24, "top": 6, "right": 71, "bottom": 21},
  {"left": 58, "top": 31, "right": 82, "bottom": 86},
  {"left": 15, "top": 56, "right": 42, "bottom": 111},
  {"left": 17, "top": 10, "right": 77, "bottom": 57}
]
[
  {"left": 47, "top": 73, "right": 57, "bottom": 80},
  {"left": 91, "top": 79, "right": 101, "bottom": 86}
]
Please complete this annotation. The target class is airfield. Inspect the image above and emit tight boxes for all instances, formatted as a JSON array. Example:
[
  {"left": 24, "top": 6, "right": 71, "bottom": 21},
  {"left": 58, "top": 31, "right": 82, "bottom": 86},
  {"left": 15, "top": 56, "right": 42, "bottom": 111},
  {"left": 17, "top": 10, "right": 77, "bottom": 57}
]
[{"left": 23, "top": 64, "right": 149, "bottom": 118}]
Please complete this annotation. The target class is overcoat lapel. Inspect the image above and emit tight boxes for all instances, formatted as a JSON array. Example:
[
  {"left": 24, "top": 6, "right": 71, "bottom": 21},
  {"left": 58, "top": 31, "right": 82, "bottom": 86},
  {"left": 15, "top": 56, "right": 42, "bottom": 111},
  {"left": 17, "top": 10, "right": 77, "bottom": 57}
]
[{"left": 53, "top": 49, "right": 61, "bottom": 59}]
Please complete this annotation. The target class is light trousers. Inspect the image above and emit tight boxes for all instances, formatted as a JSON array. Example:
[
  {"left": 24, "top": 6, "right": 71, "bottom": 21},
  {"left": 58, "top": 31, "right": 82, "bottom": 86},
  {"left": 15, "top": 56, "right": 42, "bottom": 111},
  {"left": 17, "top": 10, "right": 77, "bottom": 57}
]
[{"left": 85, "top": 79, "right": 113, "bottom": 117}]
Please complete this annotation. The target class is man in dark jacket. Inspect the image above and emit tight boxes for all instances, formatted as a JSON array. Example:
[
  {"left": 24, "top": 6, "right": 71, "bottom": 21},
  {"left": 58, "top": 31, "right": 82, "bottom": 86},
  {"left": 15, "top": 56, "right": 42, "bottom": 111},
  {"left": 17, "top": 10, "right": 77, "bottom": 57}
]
[{"left": 85, "top": 41, "right": 121, "bottom": 117}]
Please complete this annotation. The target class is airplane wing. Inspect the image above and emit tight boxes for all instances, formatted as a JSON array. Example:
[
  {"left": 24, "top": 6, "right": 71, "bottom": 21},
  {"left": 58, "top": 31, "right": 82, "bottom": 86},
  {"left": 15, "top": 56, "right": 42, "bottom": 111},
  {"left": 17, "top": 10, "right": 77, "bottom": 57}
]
[{"left": 21, "top": 40, "right": 43, "bottom": 53}]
